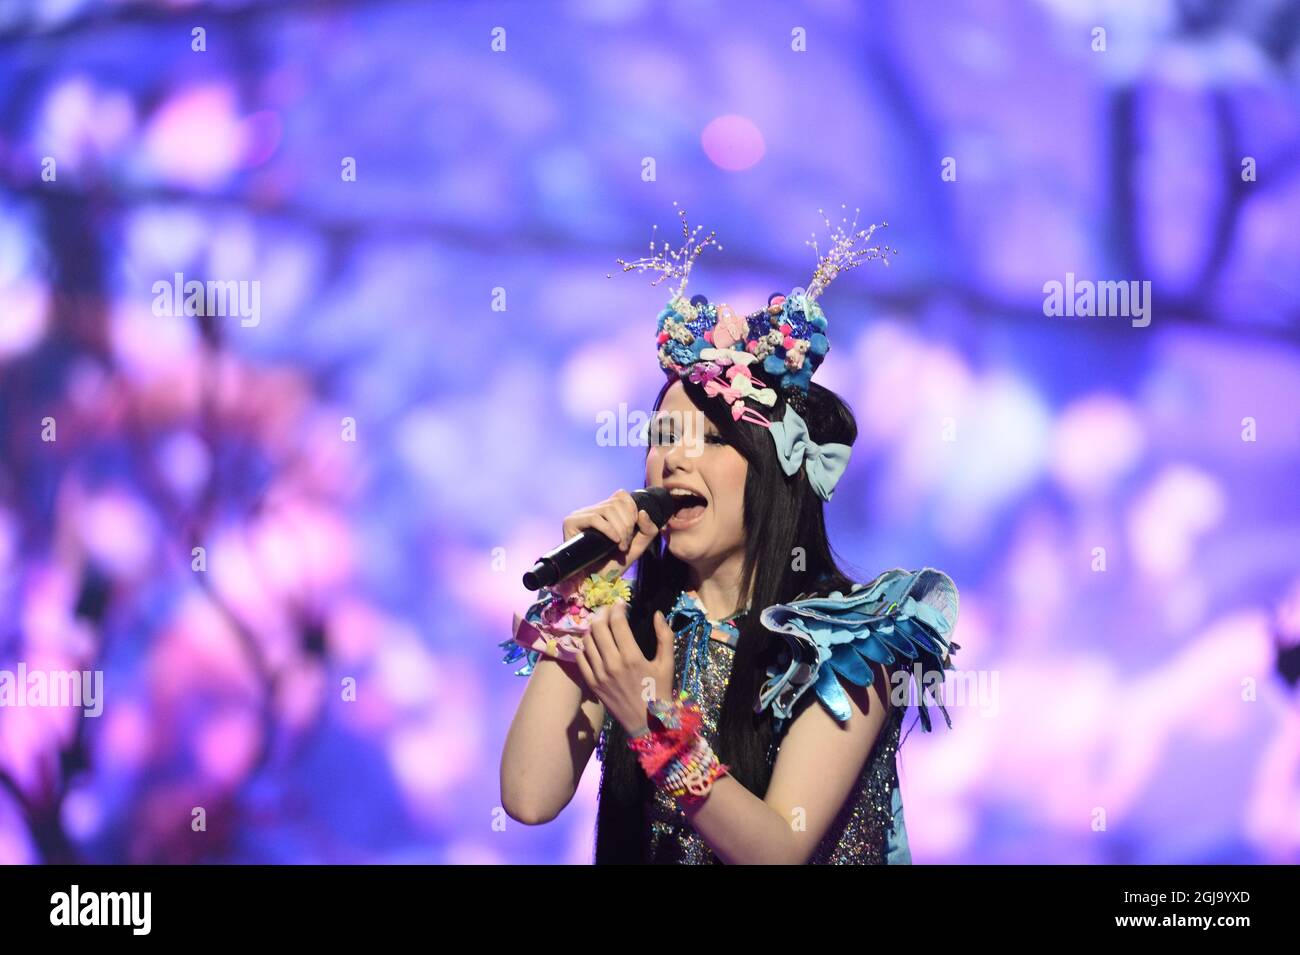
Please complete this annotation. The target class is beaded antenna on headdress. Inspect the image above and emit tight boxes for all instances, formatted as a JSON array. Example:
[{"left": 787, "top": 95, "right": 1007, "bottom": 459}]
[{"left": 607, "top": 202, "right": 895, "bottom": 501}]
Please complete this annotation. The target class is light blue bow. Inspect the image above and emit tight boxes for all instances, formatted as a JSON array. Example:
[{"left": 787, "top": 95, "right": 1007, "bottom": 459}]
[{"left": 768, "top": 405, "right": 852, "bottom": 501}]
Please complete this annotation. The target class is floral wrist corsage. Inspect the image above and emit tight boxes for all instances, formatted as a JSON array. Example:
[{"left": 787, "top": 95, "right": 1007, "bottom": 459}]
[{"left": 509, "top": 567, "right": 632, "bottom": 663}]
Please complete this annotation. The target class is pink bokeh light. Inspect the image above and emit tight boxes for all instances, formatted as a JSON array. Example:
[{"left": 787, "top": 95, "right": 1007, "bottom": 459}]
[
  {"left": 701, "top": 114, "right": 766, "bottom": 171},
  {"left": 141, "top": 86, "right": 248, "bottom": 190}
]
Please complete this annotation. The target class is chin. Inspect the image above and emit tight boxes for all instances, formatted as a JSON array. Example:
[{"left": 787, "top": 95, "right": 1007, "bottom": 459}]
[
  {"left": 666, "top": 529, "right": 734, "bottom": 568},
  {"left": 665, "top": 529, "right": 708, "bottom": 562}
]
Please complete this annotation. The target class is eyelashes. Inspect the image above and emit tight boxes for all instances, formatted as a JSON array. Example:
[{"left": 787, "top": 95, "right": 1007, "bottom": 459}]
[{"left": 651, "top": 427, "right": 727, "bottom": 447}]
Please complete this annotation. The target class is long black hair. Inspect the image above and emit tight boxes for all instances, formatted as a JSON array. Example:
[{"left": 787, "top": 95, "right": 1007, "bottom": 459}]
[{"left": 593, "top": 373, "right": 863, "bottom": 863}]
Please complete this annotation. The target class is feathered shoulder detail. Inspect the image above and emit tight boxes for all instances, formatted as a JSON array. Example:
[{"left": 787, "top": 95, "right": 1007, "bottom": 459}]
[{"left": 756, "top": 568, "right": 960, "bottom": 732}]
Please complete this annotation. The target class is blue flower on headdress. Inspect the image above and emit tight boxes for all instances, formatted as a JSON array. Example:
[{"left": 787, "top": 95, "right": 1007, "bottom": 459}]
[
  {"left": 664, "top": 339, "right": 696, "bottom": 367},
  {"left": 761, "top": 339, "right": 823, "bottom": 393},
  {"left": 781, "top": 299, "right": 814, "bottom": 340},
  {"left": 737, "top": 293, "right": 834, "bottom": 395},
  {"left": 684, "top": 303, "right": 717, "bottom": 341},
  {"left": 657, "top": 305, "right": 683, "bottom": 333},
  {"left": 765, "top": 358, "right": 814, "bottom": 393}
]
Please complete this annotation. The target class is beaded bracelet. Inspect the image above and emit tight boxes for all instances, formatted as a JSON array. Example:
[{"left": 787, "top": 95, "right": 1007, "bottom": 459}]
[{"left": 627, "top": 692, "right": 730, "bottom": 805}]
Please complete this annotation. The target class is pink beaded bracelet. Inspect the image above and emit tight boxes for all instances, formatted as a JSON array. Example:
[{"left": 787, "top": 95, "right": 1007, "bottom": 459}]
[{"left": 627, "top": 692, "right": 730, "bottom": 805}]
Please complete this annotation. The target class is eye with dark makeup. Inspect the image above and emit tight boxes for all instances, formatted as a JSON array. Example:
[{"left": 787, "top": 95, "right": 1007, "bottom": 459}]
[
  {"left": 650, "top": 417, "right": 728, "bottom": 448},
  {"left": 652, "top": 419, "right": 677, "bottom": 446}
]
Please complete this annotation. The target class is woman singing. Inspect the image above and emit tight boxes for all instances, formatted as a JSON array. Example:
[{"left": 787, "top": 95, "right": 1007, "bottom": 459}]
[{"left": 499, "top": 207, "right": 961, "bottom": 864}]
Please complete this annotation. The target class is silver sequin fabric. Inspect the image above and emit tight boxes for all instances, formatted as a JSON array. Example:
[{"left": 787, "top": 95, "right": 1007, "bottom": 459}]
[{"left": 632, "top": 617, "right": 906, "bottom": 865}]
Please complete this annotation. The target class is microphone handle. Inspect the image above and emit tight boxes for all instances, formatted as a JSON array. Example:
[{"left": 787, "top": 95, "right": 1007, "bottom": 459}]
[
  {"left": 521, "top": 487, "right": 680, "bottom": 591},
  {"left": 522, "top": 527, "right": 620, "bottom": 591}
]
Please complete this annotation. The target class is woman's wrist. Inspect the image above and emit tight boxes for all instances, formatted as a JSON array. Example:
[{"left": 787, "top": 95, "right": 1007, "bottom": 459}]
[
  {"left": 510, "top": 568, "right": 633, "bottom": 664},
  {"left": 626, "top": 692, "right": 730, "bottom": 805}
]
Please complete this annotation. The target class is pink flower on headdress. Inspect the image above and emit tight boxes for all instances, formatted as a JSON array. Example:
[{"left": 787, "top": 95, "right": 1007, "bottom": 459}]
[
  {"left": 688, "top": 361, "right": 724, "bottom": 385},
  {"left": 713, "top": 304, "right": 747, "bottom": 349}
]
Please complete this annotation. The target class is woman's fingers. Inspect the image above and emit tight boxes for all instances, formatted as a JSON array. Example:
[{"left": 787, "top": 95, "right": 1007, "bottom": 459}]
[
  {"left": 574, "top": 648, "right": 597, "bottom": 693},
  {"left": 652, "top": 609, "right": 676, "bottom": 659},
  {"left": 560, "top": 491, "right": 660, "bottom": 565},
  {"left": 563, "top": 497, "right": 631, "bottom": 550},
  {"left": 580, "top": 512, "right": 626, "bottom": 551},
  {"left": 582, "top": 607, "right": 607, "bottom": 681},
  {"left": 623, "top": 510, "right": 661, "bottom": 563},
  {"left": 586, "top": 605, "right": 620, "bottom": 681},
  {"left": 611, "top": 490, "right": 638, "bottom": 549},
  {"left": 646, "top": 610, "right": 676, "bottom": 702},
  {"left": 633, "top": 510, "right": 658, "bottom": 542},
  {"left": 608, "top": 600, "right": 639, "bottom": 660},
  {"left": 641, "top": 508, "right": 660, "bottom": 535}
]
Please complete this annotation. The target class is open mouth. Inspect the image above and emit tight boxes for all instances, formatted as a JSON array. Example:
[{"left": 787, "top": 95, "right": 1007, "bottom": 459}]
[{"left": 667, "top": 489, "right": 708, "bottom": 529}]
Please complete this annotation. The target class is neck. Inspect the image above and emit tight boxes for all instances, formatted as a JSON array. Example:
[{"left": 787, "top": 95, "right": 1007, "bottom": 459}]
[{"left": 687, "top": 550, "right": 750, "bottom": 620}]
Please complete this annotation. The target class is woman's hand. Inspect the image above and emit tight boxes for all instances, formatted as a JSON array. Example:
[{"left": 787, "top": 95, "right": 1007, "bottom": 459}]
[
  {"left": 575, "top": 601, "right": 677, "bottom": 736},
  {"left": 561, "top": 490, "right": 662, "bottom": 580}
]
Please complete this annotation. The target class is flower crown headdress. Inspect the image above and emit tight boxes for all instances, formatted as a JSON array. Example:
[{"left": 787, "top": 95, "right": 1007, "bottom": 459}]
[{"left": 607, "top": 202, "right": 895, "bottom": 501}]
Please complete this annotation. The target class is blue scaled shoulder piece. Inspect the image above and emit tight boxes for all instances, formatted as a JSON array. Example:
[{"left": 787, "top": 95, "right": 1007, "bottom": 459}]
[{"left": 757, "top": 568, "right": 960, "bottom": 732}]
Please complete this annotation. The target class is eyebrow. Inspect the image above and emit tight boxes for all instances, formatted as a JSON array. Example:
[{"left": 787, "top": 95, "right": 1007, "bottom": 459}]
[{"left": 652, "top": 414, "right": 719, "bottom": 435}]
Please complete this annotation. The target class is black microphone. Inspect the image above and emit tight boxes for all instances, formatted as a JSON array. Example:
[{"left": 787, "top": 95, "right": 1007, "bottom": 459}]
[{"left": 522, "top": 487, "right": 685, "bottom": 591}]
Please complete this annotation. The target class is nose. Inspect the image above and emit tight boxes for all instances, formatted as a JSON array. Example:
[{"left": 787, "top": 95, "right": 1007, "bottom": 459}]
[
  {"left": 661, "top": 439, "right": 689, "bottom": 475},
  {"left": 655, "top": 429, "right": 697, "bottom": 480}
]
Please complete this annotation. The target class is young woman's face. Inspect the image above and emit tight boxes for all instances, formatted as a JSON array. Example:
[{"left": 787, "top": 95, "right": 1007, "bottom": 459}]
[{"left": 645, "top": 380, "right": 749, "bottom": 570}]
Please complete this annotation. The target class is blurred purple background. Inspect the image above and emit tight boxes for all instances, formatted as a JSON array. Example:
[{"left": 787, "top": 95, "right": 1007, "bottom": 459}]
[{"left": 1, "top": 0, "right": 1298, "bottom": 864}]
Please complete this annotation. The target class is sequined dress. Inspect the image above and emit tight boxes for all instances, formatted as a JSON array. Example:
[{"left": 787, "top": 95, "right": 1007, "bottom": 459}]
[
  {"left": 503, "top": 567, "right": 960, "bottom": 866},
  {"left": 594, "top": 590, "right": 911, "bottom": 865}
]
